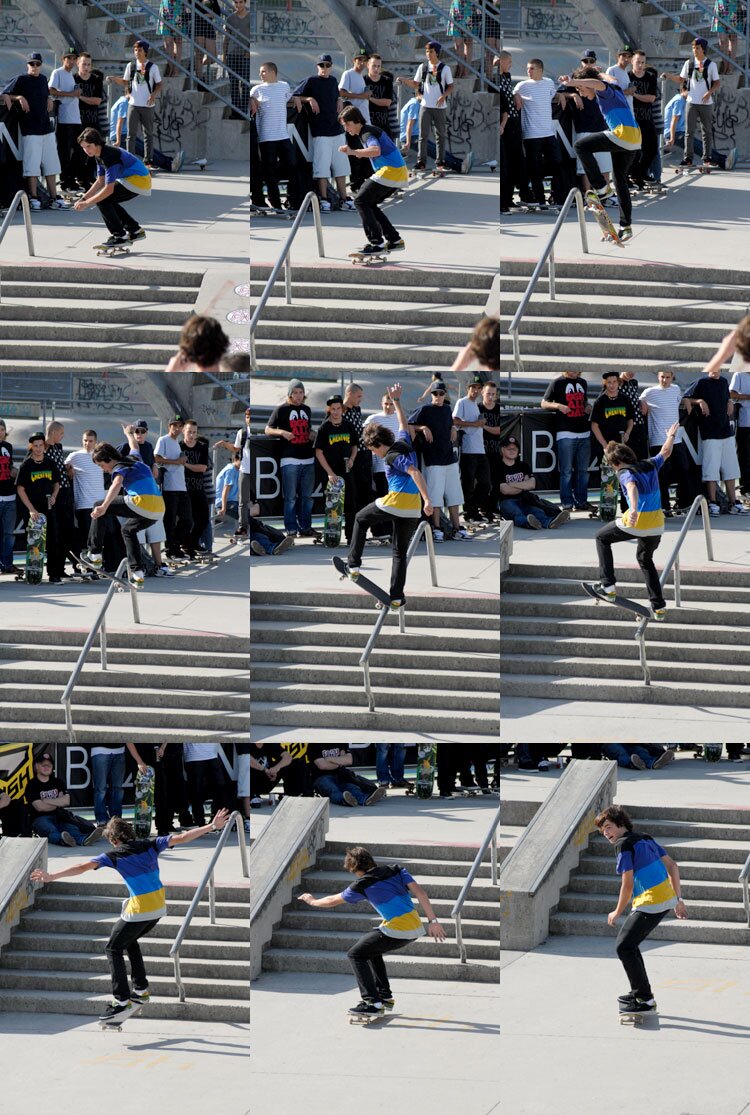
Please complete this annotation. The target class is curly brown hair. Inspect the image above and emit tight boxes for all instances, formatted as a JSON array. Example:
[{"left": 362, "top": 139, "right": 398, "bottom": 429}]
[
  {"left": 179, "top": 315, "right": 229, "bottom": 368},
  {"left": 343, "top": 846, "right": 377, "bottom": 873},
  {"left": 594, "top": 806, "right": 633, "bottom": 832}
]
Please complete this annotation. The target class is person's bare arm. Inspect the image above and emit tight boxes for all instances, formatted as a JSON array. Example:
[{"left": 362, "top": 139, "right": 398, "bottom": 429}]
[
  {"left": 298, "top": 891, "right": 347, "bottom": 908},
  {"left": 662, "top": 855, "right": 688, "bottom": 918},
  {"left": 622, "top": 419, "right": 634, "bottom": 443},
  {"left": 407, "top": 881, "right": 446, "bottom": 939},
  {"left": 168, "top": 809, "right": 230, "bottom": 846},
  {"left": 31, "top": 860, "right": 99, "bottom": 884},
  {"left": 608, "top": 869, "right": 634, "bottom": 924}
]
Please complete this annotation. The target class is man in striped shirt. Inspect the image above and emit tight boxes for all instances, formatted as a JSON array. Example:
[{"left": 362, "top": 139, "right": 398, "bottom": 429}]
[{"left": 250, "top": 61, "right": 298, "bottom": 211}]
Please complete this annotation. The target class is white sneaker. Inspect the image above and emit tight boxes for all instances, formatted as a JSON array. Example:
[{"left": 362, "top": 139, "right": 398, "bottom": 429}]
[
  {"left": 730, "top": 502, "right": 749, "bottom": 514},
  {"left": 50, "top": 197, "right": 71, "bottom": 209},
  {"left": 708, "top": 502, "right": 721, "bottom": 516},
  {"left": 29, "top": 197, "right": 42, "bottom": 211},
  {"left": 432, "top": 529, "right": 445, "bottom": 542},
  {"left": 156, "top": 564, "right": 176, "bottom": 577},
  {"left": 130, "top": 569, "right": 145, "bottom": 588},
  {"left": 344, "top": 198, "right": 356, "bottom": 210},
  {"left": 319, "top": 199, "right": 331, "bottom": 212},
  {"left": 455, "top": 528, "right": 471, "bottom": 539}
]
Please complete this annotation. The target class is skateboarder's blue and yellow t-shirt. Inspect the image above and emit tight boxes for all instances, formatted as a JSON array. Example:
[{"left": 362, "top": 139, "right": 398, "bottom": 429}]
[
  {"left": 595, "top": 82, "right": 641, "bottom": 150},
  {"left": 96, "top": 144, "right": 152, "bottom": 195},
  {"left": 616, "top": 453, "right": 664, "bottom": 537},
  {"left": 342, "top": 864, "right": 426, "bottom": 939},
  {"left": 92, "top": 836, "right": 171, "bottom": 922},
  {"left": 376, "top": 428, "right": 422, "bottom": 518},
  {"left": 615, "top": 832, "right": 678, "bottom": 914},
  {"left": 360, "top": 125, "right": 409, "bottom": 188},
  {"left": 113, "top": 456, "right": 165, "bottom": 520}
]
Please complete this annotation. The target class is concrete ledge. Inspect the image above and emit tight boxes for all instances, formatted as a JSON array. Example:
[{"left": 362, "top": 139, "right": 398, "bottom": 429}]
[
  {"left": 498, "top": 759, "right": 616, "bottom": 949},
  {"left": 249, "top": 797, "right": 328, "bottom": 978},
  {"left": 0, "top": 837, "right": 47, "bottom": 954}
]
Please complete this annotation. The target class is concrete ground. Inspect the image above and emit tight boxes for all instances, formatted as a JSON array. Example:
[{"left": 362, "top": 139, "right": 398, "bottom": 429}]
[{"left": 500, "top": 759, "right": 750, "bottom": 1115}]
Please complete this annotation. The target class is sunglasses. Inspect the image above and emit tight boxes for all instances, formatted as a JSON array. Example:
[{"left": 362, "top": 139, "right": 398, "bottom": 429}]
[
  {"left": 318, "top": 62, "right": 332, "bottom": 68},
  {"left": 432, "top": 390, "right": 446, "bottom": 396},
  {"left": 28, "top": 61, "right": 42, "bottom": 67}
]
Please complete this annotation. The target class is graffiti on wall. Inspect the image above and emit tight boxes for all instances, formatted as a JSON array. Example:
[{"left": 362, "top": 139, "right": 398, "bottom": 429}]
[
  {"left": 0, "top": 12, "right": 32, "bottom": 45},
  {"left": 525, "top": 6, "right": 581, "bottom": 40},
  {"left": 447, "top": 88, "right": 499, "bottom": 153},
  {"left": 259, "top": 10, "right": 318, "bottom": 46},
  {"left": 155, "top": 87, "right": 210, "bottom": 150},
  {"left": 76, "top": 376, "right": 132, "bottom": 411},
  {"left": 714, "top": 89, "right": 750, "bottom": 147}
]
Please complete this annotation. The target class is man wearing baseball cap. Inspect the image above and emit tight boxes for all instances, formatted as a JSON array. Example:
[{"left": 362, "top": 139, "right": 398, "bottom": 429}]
[
  {"left": 49, "top": 48, "right": 81, "bottom": 193},
  {"left": 1, "top": 54, "right": 71, "bottom": 210},
  {"left": 25, "top": 752, "right": 104, "bottom": 846},
  {"left": 497, "top": 435, "right": 570, "bottom": 530},
  {"left": 293, "top": 56, "right": 352, "bottom": 212},
  {"left": 397, "top": 41, "right": 454, "bottom": 173}
]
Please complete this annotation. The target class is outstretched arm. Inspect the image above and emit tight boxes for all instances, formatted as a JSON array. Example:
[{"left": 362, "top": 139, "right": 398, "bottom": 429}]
[
  {"left": 298, "top": 891, "right": 347, "bottom": 908},
  {"left": 168, "top": 808, "right": 231, "bottom": 846},
  {"left": 31, "top": 861, "right": 99, "bottom": 884}
]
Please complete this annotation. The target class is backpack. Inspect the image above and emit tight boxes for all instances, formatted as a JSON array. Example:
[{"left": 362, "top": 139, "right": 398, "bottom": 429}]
[
  {"left": 417, "top": 61, "right": 448, "bottom": 95},
  {"left": 686, "top": 57, "right": 717, "bottom": 92},
  {"left": 125, "top": 60, "right": 157, "bottom": 95}
]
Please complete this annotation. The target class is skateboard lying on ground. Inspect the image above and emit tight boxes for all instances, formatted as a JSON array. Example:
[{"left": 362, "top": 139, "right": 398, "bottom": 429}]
[
  {"left": 619, "top": 1007, "right": 657, "bottom": 1027},
  {"left": 349, "top": 251, "right": 390, "bottom": 266},
  {"left": 321, "top": 478, "right": 345, "bottom": 546},
  {"left": 20, "top": 514, "right": 46, "bottom": 585},
  {"left": 581, "top": 581, "right": 651, "bottom": 620},
  {"left": 405, "top": 744, "right": 436, "bottom": 798},
  {"left": 98, "top": 1003, "right": 143, "bottom": 1032},
  {"left": 133, "top": 765, "right": 155, "bottom": 839},
  {"left": 585, "top": 193, "right": 625, "bottom": 246},
  {"left": 332, "top": 555, "right": 393, "bottom": 609}
]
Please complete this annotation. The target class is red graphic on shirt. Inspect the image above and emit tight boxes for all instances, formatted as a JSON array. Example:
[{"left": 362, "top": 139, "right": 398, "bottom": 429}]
[
  {"left": 0, "top": 452, "right": 11, "bottom": 483},
  {"left": 288, "top": 410, "right": 311, "bottom": 445},
  {"left": 565, "top": 383, "right": 587, "bottom": 419}
]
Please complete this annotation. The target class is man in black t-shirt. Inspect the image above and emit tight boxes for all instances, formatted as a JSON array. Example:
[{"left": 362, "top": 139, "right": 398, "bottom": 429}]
[
  {"left": 478, "top": 382, "right": 504, "bottom": 517},
  {"left": 628, "top": 52, "right": 658, "bottom": 187},
  {"left": 408, "top": 383, "right": 469, "bottom": 540},
  {"left": 1, "top": 53, "right": 69, "bottom": 209},
  {"left": 364, "top": 55, "right": 394, "bottom": 136},
  {"left": 541, "top": 370, "right": 593, "bottom": 510},
  {"left": 497, "top": 436, "right": 570, "bottom": 529},
  {"left": 118, "top": 420, "right": 156, "bottom": 474},
  {"left": 25, "top": 752, "right": 102, "bottom": 846},
  {"left": 16, "top": 431, "right": 63, "bottom": 582},
  {"left": 314, "top": 395, "right": 358, "bottom": 542},
  {"left": 264, "top": 381, "right": 316, "bottom": 536},
  {"left": 294, "top": 56, "right": 350, "bottom": 211},
  {"left": 308, "top": 745, "right": 385, "bottom": 807},
  {"left": 683, "top": 348, "right": 747, "bottom": 515},
  {"left": 590, "top": 371, "right": 635, "bottom": 463},
  {"left": 180, "top": 421, "right": 210, "bottom": 558}
]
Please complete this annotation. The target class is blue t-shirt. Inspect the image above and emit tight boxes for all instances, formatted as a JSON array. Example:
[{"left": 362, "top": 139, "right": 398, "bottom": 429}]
[
  {"left": 595, "top": 82, "right": 641, "bottom": 150},
  {"left": 360, "top": 124, "right": 408, "bottom": 188},
  {"left": 93, "top": 835, "right": 171, "bottom": 921},
  {"left": 109, "top": 96, "right": 129, "bottom": 141},
  {"left": 663, "top": 93, "right": 686, "bottom": 137},
  {"left": 113, "top": 456, "right": 164, "bottom": 520},
  {"left": 96, "top": 144, "right": 151, "bottom": 195},
  {"left": 616, "top": 833, "right": 678, "bottom": 914},
  {"left": 376, "top": 428, "right": 421, "bottom": 518},
  {"left": 617, "top": 453, "right": 664, "bottom": 537},
  {"left": 215, "top": 462, "right": 240, "bottom": 507},
  {"left": 342, "top": 865, "right": 426, "bottom": 939}
]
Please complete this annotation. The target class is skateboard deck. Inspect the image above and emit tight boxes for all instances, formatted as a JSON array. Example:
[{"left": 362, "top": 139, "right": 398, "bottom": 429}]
[
  {"left": 407, "top": 744, "right": 436, "bottom": 799},
  {"left": 251, "top": 206, "right": 294, "bottom": 220},
  {"left": 349, "top": 251, "right": 389, "bottom": 266},
  {"left": 321, "top": 478, "right": 345, "bottom": 546},
  {"left": 332, "top": 555, "right": 392, "bottom": 609},
  {"left": 23, "top": 514, "right": 46, "bottom": 585},
  {"left": 349, "top": 1011, "right": 388, "bottom": 1026},
  {"left": 98, "top": 1003, "right": 142, "bottom": 1032},
  {"left": 133, "top": 765, "right": 155, "bottom": 839},
  {"left": 619, "top": 1008, "right": 657, "bottom": 1027},
  {"left": 94, "top": 243, "right": 131, "bottom": 257},
  {"left": 581, "top": 581, "right": 652, "bottom": 620},
  {"left": 584, "top": 192, "right": 625, "bottom": 246},
  {"left": 598, "top": 460, "right": 619, "bottom": 523},
  {"left": 674, "top": 164, "right": 712, "bottom": 176}
]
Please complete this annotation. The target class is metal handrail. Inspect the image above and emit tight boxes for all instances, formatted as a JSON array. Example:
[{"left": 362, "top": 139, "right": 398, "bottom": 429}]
[
  {"left": 360, "top": 519, "right": 438, "bottom": 711},
  {"left": 633, "top": 495, "right": 713, "bottom": 683},
  {"left": 170, "top": 810, "right": 249, "bottom": 1003},
  {"left": 740, "top": 851, "right": 750, "bottom": 927},
  {"left": 0, "top": 191, "right": 35, "bottom": 258},
  {"left": 506, "top": 188, "right": 589, "bottom": 400},
  {"left": 451, "top": 800, "right": 501, "bottom": 964},
  {"left": 60, "top": 558, "right": 140, "bottom": 742},
  {"left": 249, "top": 191, "right": 324, "bottom": 372}
]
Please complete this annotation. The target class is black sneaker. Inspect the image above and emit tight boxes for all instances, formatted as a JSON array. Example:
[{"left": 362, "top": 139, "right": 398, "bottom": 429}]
[
  {"left": 348, "top": 1000, "right": 384, "bottom": 1017},
  {"left": 128, "top": 228, "right": 146, "bottom": 242},
  {"left": 679, "top": 157, "right": 693, "bottom": 167},
  {"left": 362, "top": 242, "right": 386, "bottom": 255},
  {"left": 385, "top": 239, "right": 405, "bottom": 251},
  {"left": 98, "top": 1000, "right": 135, "bottom": 1022},
  {"left": 618, "top": 991, "right": 638, "bottom": 1005},
  {"left": 130, "top": 988, "right": 151, "bottom": 1004}
]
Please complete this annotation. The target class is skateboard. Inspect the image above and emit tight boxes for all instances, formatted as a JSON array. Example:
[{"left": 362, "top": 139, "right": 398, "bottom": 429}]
[
  {"left": 581, "top": 581, "right": 652, "bottom": 620},
  {"left": 332, "top": 554, "right": 393, "bottom": 610},
  {"left": 251, "top": 206, "right": 295, "bottom": 220},
  {"left": 619, "top": 1008, "right": 657, "bottom": 1027},
  {"left": 349, "top": 1010, "right": 388, "bottom": 1026},
  {"left": 694, "top": 742, "right": 723, "bottom": 762},
  {"left": 22, "top": 515, "right": 46, "bottom": 585},
  {"left": 349, "top": 251, "right": 389, "bottom": 266},
  {"left": 674, "top": 164, "right": 712, "bottom": 176},
  {"left": 133, "top": 765, "right": 155, "bottom": 839},
  {"left": 431, "top": 166, "right": 446, "bottom": 178},
  {"left": 597, "top": 460, "right": 619, "bottom": 523},
  {"left": 321, "top": 478, "right": 345, "bottom": 547},
  {"left": 98, "top": 1003, "right": 142, "bottom": 1032},
  {"left": 94, "top": 243, "right": 131, "bottom": 257},
  {"left": 584, "top": 192, "right": 625, "bottom": 246},
  {"left": 406, "top": 744, "right": 436, "bottom": 799}
]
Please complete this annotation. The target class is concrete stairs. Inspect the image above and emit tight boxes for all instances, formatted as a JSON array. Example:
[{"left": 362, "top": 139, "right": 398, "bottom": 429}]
[
  {"left": 550, "top": 804, "right": 750, "bottom": 945},
  {"left": 501, "top": 561, "right": 750, "bottom": 709},
  {"left": 500, "top": 259, "right": 750, "bottom": 405},
  {"left": 262, "top": 837, "right": 509, "bottom": 982},
  {"left": 0, "top": 265, "right": 201, "bottom": 377},
  {"left": 251, "top": 262, "right": 493, "bottom": 382},
  {"left": 250, "top": 588, "right": 500, "bottom": 742},
  {"left": 0, "top": 879, "right": 250, "bottom": 1020},
  {"left": 0, "top": 627, "right": 249, "bottom": 743}
]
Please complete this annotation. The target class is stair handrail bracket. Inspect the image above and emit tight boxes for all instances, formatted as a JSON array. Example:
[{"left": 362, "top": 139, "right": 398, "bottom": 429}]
[
  {"left": 60, "top": 557, "right": 141, "bottom": 743},
  {"left": 497, "top": 760, "right": 617, "bottom": 951},
  {"left": 170, "top": 810, "right": 249, "bottom": 1004},
  {"left": 740, "top": 852, "right": 750, "bottom": 928},
  {"left": 450, "top": 801, "right": 501, "bottom": 964},
  {"left": 506, "top": 188, "right": 588, "bottom": 400},
  {"left": 359, "top": 519, "right": 438, "bottom": 711},
  {"left": 249, "top": 191, "right": 324, "bottom": 371},
  {"left": 0, "top": 191, "right": 35, "bottom": 264}
]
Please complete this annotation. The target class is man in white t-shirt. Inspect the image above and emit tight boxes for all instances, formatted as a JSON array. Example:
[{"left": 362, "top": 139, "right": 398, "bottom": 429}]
[
  {"left": 250, "top": 60, "right": 297, "bottom": 210},
  {"left": 605, "top": 46, "right": 634, "bottom": 92},
  {"left": 513, "top": 58, "right": 563, "bottom": 206},
  {"left": 453, "top": 376, "right": 491, "bottom": 522},
  {"left": 119, "top": 40, "right": 162, "bottom": 167},
  {"left": 640, "top": 369, "right": 695, "bottom": 513},
  {"left": 661, "top": 38, "right": 720, "bottom": 167},
  {"left": 154, "top": 415, "right": 193, "bottom": 559},
  {"left": 49, "top": 47, "right": 82, "bottom": 192},
  {"left": 730, "top": 356, "right": 750, "bottom": 498},
  {"left": 397, "top": 41, "right": 453, "bottom": 172},
  {"left": 65, "top": 428, "right": 106, "bottom": 570}
]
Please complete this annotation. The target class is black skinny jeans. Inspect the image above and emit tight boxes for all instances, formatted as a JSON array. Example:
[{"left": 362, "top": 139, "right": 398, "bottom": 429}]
[
  {"left": 595, "top": 521, "right": 665, "bottom": 609},
  {"left": 105, "top": 917, "right": 159, "bottom": 1001},
  {"left": 88, "top": 498, "right": 153, "bottom": 571},
  {"left": 97, "top": 182, "right": 140, "bottom": 236},
  {"left": 523, "top": 134, "right": 561, "bottom": 204},
  {"left": 347, "top": 929, "right": 411, "bottom": 1001},
  {"left": 348, "top": 504, "right": 419, "bottom": 601},
  {"left": 163, "top": 491, "right": 193, "bottom": 555},
  {"left": 574, "top": 133, "right": 637, "bottom": 227},
  {"left": 615, "top": 909, "right": 667, "bottom": 999},
  {"left": 354, "top": 179, "right": 400, "bottom": 245},
  {"left": 258, "top": 138, "right": 297, "bottom": 209}
]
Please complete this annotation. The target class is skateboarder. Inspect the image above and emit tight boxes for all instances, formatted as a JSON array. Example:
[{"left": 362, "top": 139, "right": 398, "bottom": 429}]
[
  {"left": 342, "top": 383, "right": 432, "bottom": 608},
  {"left": 73, "top": 127, "right": 151, "bottom": 249},
  {"left": 594, "top": 805, "right": 687, "bottom": 1017},
  {"left": 30, "top": 808, "right": 231, "bottom": 1025},
  {"left": 82, "top": 428, "right": 165, "bottom": 587},
  {"left": 298, "top": 844, "right": 446, "bottom": 1019},
  {"left": 593, "top": 421, "right": 679, "bottom": 620},
  {"left": 338, "top": 105, "right": 407, "bottom": 256}
]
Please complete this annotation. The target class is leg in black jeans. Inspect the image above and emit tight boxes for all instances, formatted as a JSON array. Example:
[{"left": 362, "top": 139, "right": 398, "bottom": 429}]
[
  {"left": 615, "top": 910, "right": 667, "bottom": 999},
  {"left": 595, "top": 521, "right": 665, "bottom": 609},
  {"left": 574, "top": 132, "right": 637, "bottom": 227},
  {"left": 105, "top": 917, "right": 159, "bottom": 1000},
  {"left": 88, "top": 498, "right": 152, "bottom": 570},
  {"left": 348, "top": 502, "right": 418, "bottom": 601},
  {"left": 259, "top": 138, "right": 296, "bottom": 209},
  {"left": 354, "top": 179, "right": 400, "bottom": 244},
  {"left": 346, "top": 929, "right": 410, "bottom": 1001},
  {"left": 737, "top": 428, "right": 750, "bottom": 496},
  {"left": 96, "top": 183, "right": 140, "bottom": 237}
]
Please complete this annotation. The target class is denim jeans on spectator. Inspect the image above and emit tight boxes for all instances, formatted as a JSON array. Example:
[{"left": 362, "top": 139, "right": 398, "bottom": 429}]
[
  {"left": 601, "top": 743, "right": 657, "bottom": 769},
  {"left": 91, "top": 751, "right": 126, "bottom": 824},
  {"left": 376, "top": 744, "right": 406, "bottom": 784},
  {"left": 314, "top": 772, "right": 368, "bottom": 805},
  {"left": 556, "top": 436, "right": 590, "bottom": 508},
  {"left": 282, "top": 462, "right": 314, "bottom": 533},
  {"left": 0, "top": 499, "right": 16, "bottom": 569},
  {"left": 32, "top": 813, "right": 88, "bottom": 845},
  {"left": 499, "top": 496, "right": 554, "bottom": 528}
]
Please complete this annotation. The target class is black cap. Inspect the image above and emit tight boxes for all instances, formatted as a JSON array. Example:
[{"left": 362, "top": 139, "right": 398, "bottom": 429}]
[
  {"left": 618, "top": 45, "right": 634, "bottom": 55},
  {"left": 317, "top": 53, "right": 333, "bottom": 64},
  {"left": 26, "top": 52, "right": 43, "bottom": 63},
  {"left": 36, "top": 751, "right": 54, "bottom": 765},
  {"left": 430, "top": 382, "right": 447, "bottom": 394},
  {"left": 354, "top": 48, "right": 369, "bottom": 59},
  {"left": 326, "top": 394, "right": 344, "bottom": 406},
  {"left": 62, "top": 46, "right": 79, "bottom": 58},
  {"left": 134, "top": 419, "right": 149, "bottom": 431},
  {"left": 28, "top": 430, "right": 45, "bottom": 442},
  {"left": 501, "top": 435, "right": 520, "bottom": 448},
  {"left": 169, "top": 414, "right": 185, "bottom": 425},
  {"left": 469, "top": 374, "right": 484, "bottom": 386}
]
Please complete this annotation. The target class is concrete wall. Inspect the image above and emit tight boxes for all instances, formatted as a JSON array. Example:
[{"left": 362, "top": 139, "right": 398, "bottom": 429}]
[
  {"left": 249, "top": 796, "right": 329, "bottom": 979},
  {"left": 498, "top": 760, "right": 617, "bottom": 950},
  {"left": 0, "top": 837, "right": 47, "bottom": 955}
]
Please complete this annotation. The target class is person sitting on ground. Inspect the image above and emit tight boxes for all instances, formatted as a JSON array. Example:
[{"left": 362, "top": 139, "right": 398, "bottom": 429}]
[
  {"left": 307, "top": 745, "right": 387, "bottom": 807},
  {"left": 25, "top": 751, "right": 104, "bottom": 846},
  {"left": 215, "top": 451, "right": 241, "bottom": 524},
  {"left": 249, "top": 491, "right": 294, "bottom": 556},
  {"left": 601, "top": 742, "right": 675, "bottom": 770},
  {"left": 497, "top": 435, "right": 570, "bottom": 530}
]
